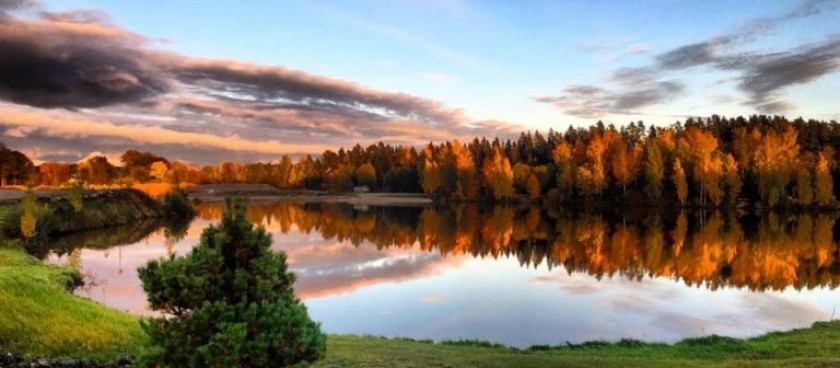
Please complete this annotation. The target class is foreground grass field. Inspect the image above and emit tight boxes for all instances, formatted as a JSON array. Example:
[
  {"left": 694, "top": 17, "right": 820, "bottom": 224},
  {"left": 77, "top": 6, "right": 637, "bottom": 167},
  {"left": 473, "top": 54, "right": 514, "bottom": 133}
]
[{"left": 2, "top": 243, "right": 840, "bottom": 367}]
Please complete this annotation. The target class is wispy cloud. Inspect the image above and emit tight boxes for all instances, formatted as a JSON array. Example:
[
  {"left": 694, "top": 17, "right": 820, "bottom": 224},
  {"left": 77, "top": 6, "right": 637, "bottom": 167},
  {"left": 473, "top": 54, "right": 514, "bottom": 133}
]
[
  {"left": 0, "top": 0, "right": 37, "bottom": 13},
  {"left": 422, "top": 72, "right": 460, "bottom": 85},
  {"left": 314, "top": 3, "right": 482, "bottom": 70},
  {"left": 627, "top": 43, "right": 650, "bottom": 55},
  {"left": 534, "top": 81, "right": 684, "bottom": 119},
  {"left": 537, "top": 0, "right": 840, "bottom": 118},
  {"left": 733, "top": 38, "right": 840, "bottom": 112}
]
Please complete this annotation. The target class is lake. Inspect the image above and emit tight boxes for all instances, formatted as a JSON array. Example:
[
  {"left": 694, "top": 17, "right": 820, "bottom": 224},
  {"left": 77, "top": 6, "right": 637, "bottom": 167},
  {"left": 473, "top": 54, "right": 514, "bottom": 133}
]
[{"left": 47, "top": 202, "right": 840, "bottom": 348}]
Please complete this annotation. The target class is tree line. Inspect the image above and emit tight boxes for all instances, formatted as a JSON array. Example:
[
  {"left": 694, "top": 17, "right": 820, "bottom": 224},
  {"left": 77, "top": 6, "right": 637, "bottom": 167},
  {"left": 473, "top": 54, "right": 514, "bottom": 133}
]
[{"left": 4, "top": 114, "right": 840, "bottom": 208}]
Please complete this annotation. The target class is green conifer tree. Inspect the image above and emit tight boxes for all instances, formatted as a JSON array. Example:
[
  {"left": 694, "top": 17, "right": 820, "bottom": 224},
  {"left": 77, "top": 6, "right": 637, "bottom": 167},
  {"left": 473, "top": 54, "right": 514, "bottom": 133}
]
[{"left": 138, "top": 200, "right": 325, "bottom": 367}]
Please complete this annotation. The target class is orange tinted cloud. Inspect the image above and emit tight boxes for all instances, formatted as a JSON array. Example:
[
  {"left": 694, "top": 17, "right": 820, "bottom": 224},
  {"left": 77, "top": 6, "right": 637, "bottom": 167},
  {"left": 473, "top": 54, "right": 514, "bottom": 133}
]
[{"left": 0, "top": 107, "right": 334, "bottom": 155}]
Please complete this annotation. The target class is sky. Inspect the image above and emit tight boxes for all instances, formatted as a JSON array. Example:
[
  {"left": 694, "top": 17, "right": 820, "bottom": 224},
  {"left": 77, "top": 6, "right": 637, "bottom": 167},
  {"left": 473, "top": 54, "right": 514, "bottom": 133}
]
[{"left": 1, "top": 0, "right": 839, "bottom": 164}]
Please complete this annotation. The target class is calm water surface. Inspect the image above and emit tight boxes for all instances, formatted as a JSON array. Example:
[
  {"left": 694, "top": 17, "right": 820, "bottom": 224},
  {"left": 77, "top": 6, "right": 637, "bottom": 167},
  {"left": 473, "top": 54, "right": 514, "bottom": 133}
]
[{"left": 47, "top": 203, "right": 840, "bottom": 347}]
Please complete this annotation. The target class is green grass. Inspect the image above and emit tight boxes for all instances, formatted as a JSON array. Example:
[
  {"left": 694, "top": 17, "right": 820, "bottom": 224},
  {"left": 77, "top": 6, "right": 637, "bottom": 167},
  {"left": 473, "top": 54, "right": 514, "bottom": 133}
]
[
  {"left": 0, "top": 203, "right": 16, "bottom": 233},
  {"left": 0, "top": 242, "right": 147, "bottom": 361},
  {"left": 314, "top": 327, "right": 840, "bottom": 368},
  {"left": 2, "top": 242, "right": 840, "bottom": 366}
]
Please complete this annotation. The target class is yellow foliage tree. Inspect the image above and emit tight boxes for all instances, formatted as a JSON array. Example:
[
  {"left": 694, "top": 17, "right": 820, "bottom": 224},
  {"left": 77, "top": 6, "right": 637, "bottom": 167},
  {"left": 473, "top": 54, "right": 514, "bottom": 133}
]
[
  {"left": 677, "top": 127, "right": 721, "bottom": 205},
  {"left": 20, "top": 190, "right": 38, "bottom": 242},
  {"left": 420, "top": 146, "right": 442, "bottom": 195},
  {"left": 452, "top": 140, "right": 479, "bottom": 198},
  {"left": 551, "top": 139, "right": 575, "bottom": 198},
  {"left": 795, "top": 164, "right": 814, "bottom": 206},
  {"left": 525, "top": 173, "right": 541, "bottom": 198},
  {"left": 673, "top": 159, "right": 688, "bottom": 205},
  {"left": 754, "top": 126, "right": 799, "bottom": 206},
  {"left": 722, "top": 154, "right": 741, "bottom": 205},
  {"left": 150, "top": 161, "right": 171, "bottom": 183},
  {"left": 610, "top": 139, "right": 638, "bottom": 194},
  {"left": 482, "top": 147, "right": 514, "bottom": 200},
  {"left": 643, "top": 139, "right": 665, "bottom": 198},
  {"left": 815, "top": 149, "right": 835, "bottom": 206},
  {"left": 355, "top": 162, "right": 377, "bottom": 188}
]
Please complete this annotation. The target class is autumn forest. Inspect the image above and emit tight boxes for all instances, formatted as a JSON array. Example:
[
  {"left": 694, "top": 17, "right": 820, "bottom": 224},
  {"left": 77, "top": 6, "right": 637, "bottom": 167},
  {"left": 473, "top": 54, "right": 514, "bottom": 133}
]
[{"left": 4, "top": 114, "right": 840, "bottom": 208}]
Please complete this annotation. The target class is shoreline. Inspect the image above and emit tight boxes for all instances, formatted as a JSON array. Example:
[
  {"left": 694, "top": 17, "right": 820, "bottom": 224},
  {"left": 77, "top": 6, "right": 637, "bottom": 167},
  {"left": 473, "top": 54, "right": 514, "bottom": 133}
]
[{"left": 191, "top": 192, "right": 433, "bottom": 206}]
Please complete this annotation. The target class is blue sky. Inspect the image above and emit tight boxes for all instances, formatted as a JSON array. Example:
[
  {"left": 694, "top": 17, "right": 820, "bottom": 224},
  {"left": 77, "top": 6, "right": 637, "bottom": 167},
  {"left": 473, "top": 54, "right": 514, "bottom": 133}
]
[{"left": 1, "top": 0, "right": 839, "bottom": 163}]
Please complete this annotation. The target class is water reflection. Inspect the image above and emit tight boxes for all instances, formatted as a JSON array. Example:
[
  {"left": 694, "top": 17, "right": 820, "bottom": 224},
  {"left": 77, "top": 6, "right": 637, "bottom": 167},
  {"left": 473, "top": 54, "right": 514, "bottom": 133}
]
[
  {"left": 206, "top": 204, "right": 840, "bottom": 292},
  {"left": 31, "top": 218, "right": 166, "bottom": 259},
  {"left": 46, "top": 203, "right": 840, "bottom": 346}
]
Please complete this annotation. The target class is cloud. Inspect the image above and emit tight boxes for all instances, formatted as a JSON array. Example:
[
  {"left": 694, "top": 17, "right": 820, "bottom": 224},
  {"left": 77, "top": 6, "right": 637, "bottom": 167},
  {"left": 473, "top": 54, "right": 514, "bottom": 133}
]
[
  {"left": 316, "top": 3, "right": 481, "bottom": 70},
  {"left": 539, "top": 0, "right": 840, "bottom": 118},
  {"left": 784, "top": 0, "right": 839, "bottom": 19},
  {"left": 280, "top": 242, "right": 464, "bottom": 300},
  {"left": 656, "top": 39, "right": 726, "bottom": 70},
  {"left": 655, "top": 0, "right": 838, "bottom": 72},
  {"left": 534, "top": 80, "right": 684, "bottom": 119},
  {"left": 420, "top": 293, "right": 448, "bottom": 304},
  {"left": 168, "top": 58, "right": 467, "bottom": 126},
  {"left": 0, "top": 14, "right": 166, "bottom": 108},
  {"left": 627, "top": 43, "right": 650, "bottom": 55},
  {"left": 0, "top": 107, "right": 335, "bottom": 156},
  {"left": 610, "top": 67, "right": 658, "bottom": 86},
  {"left": 735, "top": 38, "right": 840, "bottom": 112},
  {"left": 422, "top": 72, "right": 459, "bottom": 85},
  {"left": 0, "top": 7, "right": 521, "bottom": 163},
  {"left": 0, "top": 0, "right": 37, "bottom": 11}
]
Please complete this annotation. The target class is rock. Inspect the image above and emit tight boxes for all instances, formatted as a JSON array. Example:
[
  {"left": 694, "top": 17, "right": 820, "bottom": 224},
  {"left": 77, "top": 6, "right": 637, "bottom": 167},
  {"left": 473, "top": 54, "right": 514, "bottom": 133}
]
[
  {"left": 115, "top": 356, "right": 133, "bottom": 367},
  {"left": 1, "top": 352, "right": 23, "bottom": 365},
  {"left": 30, "top": 358, "right": 51, "bottom": 368},
  {"left": 52, "top": 360, "right": 77, "bottom": 368}
]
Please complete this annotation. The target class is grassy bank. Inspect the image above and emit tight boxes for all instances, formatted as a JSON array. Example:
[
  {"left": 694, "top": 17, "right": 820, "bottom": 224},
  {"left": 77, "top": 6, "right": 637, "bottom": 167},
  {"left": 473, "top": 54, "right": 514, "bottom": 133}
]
[
  {"left": 2, "top": 245, "right": 840, "bottom": 366},
  {"left": 316, "top": 328, "right": 840, "bottom": 368},
  {"left": 0, "top": 243, "right": 147, "bottom": 361}
]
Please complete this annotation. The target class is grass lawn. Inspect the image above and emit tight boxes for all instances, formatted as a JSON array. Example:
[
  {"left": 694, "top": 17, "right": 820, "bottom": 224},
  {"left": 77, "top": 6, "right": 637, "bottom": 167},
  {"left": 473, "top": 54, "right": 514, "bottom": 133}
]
[{"left": 2, "top": 243, "right": 840, "bottom": 366}]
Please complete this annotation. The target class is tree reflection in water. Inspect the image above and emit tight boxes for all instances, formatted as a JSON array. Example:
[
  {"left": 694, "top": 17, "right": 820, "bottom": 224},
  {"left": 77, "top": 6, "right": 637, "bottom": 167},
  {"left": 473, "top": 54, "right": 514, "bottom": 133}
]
[{"left": 200, "top": 203, "right": 840, "bottom": 292}]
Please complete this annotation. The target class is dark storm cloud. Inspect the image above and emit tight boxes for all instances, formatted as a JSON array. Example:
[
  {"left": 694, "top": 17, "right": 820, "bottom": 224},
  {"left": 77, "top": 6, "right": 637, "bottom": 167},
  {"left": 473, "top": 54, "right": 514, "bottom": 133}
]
[
  {"left": 0, "top": 13, "right": 184, "bottom": 110},
  {"left": 0, "top": 15, "right": 168, "bottom": 108}
]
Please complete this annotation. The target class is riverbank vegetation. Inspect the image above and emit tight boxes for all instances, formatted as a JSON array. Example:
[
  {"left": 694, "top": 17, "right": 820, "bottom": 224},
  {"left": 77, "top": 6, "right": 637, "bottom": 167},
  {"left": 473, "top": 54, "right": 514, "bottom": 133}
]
[
  {"left": 3, "top": 115, "right": 840, "bottom": 209},
  {"left": 0, "top": 188, "right": 194, "bottom": 258},
  {"left": 2, "top": 242, "right": 840, "bottom": 366}
]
